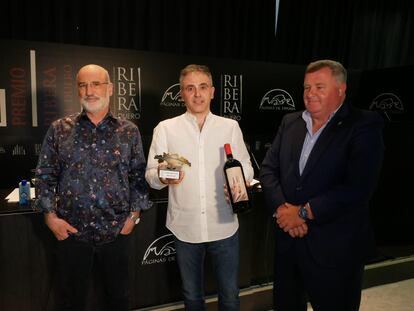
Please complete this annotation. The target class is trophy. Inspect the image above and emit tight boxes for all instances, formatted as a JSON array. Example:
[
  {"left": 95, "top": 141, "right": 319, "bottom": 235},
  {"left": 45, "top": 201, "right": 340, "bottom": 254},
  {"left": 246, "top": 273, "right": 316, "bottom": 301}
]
[{"left": 155, "top": 152, "right": 191, "bottom": 180}]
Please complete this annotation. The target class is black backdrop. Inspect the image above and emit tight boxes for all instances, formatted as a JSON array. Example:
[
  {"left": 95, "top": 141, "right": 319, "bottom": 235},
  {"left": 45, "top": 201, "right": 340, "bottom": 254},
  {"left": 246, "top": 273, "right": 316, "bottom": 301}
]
[
  {"left": 0, "top": 0, "right": 413, "bottom": 70},
  {"left": 0, "top": 39, "right": 412, "bottom": 245},
  {"left": 0, "top": 39, "right": 307, "bottom": 188},
  {"left": 0, "top": 39, "right": 412, "bottom": 310},
  {"left": 354, "top": 67, "right": 414, "bottom": 246},
  {"left": 1, "top": 1, "right": 414, "bottom": 309}
]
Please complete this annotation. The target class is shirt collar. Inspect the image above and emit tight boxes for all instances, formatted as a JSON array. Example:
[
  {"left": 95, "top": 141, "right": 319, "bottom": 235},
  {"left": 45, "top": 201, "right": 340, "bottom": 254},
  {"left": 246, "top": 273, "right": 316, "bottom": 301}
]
[
  {"left": 302, "top": 103, "right": 343, "bottom": 126},
  {"left": 78, "top": 109, "right": 117, "bottom": 126},
  {"left": 184, "top": 111, "right": 213, "bottom": 123}
]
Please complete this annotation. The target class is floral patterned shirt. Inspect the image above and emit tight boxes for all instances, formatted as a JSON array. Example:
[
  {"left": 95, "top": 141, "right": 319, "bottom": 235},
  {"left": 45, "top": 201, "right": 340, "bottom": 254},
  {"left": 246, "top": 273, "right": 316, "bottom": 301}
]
[{"left": 35, "top": 111, "right": 150, "bottom": 244}]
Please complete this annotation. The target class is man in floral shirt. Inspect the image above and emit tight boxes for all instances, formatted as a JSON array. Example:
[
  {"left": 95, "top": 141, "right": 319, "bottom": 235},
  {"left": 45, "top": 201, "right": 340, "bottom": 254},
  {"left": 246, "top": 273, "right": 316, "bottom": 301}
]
[{"left": 35, "top": 64, "right": 150, "bottom": 311}]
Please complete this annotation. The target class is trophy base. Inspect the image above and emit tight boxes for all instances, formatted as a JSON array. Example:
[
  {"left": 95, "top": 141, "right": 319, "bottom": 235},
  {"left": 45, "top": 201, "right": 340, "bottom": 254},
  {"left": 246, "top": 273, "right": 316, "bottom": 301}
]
[{"left": 159, "top": 169, "right": 180, "bottom": 180}]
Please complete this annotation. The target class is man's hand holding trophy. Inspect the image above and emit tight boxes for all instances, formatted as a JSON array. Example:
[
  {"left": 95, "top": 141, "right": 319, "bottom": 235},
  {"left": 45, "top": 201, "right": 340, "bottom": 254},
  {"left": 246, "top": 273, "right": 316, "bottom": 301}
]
[{"left": 155, "top": 152, "right": 191, "bottom": 185}]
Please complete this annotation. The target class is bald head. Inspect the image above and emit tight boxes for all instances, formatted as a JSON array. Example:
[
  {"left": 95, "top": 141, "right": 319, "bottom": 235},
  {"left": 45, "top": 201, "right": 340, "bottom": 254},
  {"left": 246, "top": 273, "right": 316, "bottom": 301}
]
[{"left": 76, "top": 64, "right": 110, "bottom": 83}]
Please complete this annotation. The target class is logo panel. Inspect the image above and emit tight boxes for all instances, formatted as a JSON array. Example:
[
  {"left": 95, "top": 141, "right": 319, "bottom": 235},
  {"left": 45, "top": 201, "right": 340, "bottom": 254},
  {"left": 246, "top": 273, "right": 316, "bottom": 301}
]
[
  {"left": 141, "top": 233, "right": 176, "bottom": 266},
  {"left": 112, "top": 66, "right": 142, "bottom": 120},
  {"left": 259, "top": 89, "right": 295, "bottom": 111},
  {"left": 220, "top": 74, "right": 243, "bottom": 121}
]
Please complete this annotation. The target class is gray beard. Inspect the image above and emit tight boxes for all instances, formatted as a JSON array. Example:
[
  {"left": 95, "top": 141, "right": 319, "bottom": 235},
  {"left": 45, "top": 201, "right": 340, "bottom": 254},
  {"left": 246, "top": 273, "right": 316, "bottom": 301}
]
[{"left": 80, "top": 96, "right": 109, "bottom": 113}]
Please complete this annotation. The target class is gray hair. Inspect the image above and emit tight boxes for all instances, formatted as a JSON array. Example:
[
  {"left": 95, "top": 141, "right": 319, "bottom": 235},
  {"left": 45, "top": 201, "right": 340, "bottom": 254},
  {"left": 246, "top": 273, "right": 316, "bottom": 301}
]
[
  {"left": 306, "top": 59, "right": 347, "bottom": 84},
  {"left": 179, "top": 64, "right": 213, "bottom": 88}
]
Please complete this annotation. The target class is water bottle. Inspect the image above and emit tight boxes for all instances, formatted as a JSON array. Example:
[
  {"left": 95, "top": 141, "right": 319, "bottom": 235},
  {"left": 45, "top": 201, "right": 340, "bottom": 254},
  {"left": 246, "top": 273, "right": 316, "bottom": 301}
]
[{"left": 19, "top": 179, "right": 31, "bottom": 205}]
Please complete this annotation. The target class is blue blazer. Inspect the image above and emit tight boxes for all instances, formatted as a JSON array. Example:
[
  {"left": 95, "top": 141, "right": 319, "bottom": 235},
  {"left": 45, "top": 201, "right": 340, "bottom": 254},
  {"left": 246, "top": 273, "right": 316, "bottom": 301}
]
[{"left": 259, "top": 103, "right": 384, "bottom": 267}]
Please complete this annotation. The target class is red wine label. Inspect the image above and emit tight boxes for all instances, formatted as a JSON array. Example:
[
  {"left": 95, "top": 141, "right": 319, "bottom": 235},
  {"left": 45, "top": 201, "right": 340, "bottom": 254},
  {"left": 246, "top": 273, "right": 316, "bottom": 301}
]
[{"left": 226, "top": 167, "right": 248, "bottom": 203}]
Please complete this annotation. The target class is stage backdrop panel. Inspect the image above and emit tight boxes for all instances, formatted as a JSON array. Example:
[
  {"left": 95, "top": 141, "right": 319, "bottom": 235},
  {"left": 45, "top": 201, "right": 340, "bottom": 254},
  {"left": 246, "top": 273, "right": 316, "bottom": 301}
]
[
  {"left": 0, "top": 39, "right": 311, "bottom": 189},
  {"left": 0, "top": 39, "right": 412, "bottom": 310}
]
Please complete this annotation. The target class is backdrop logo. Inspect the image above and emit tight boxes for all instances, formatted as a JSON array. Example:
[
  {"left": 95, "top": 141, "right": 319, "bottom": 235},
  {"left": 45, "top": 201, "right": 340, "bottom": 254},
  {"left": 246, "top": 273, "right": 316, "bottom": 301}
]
[
  {"left": 12, "top": 144, "right": 26, "bottom": 156},
  {"left": 34, "top": 143, "right": 42, "bottom": 156},
  {"left": 220, "top": 74, "right": 242, "bottom": 121},
  {"left": 141, "top": 234, "right": 176, "bottom": 266},
  {"left": 259, "top": 89, "right": 295, "bottom": 111},
  {"left": 0, "top": 89, "right": 7, "bottom": 127},
  {"left": 112, "top": 67, "right": 141, "bottom": 120},
  {"left": 160, "top": 83, "right": 185, "bottom": 107},
  {"left": 9, "top": 67, "right": 30, "bottom": 126},
  {"left": 369, "top": 93, "right": 403, "bottom": 120}
]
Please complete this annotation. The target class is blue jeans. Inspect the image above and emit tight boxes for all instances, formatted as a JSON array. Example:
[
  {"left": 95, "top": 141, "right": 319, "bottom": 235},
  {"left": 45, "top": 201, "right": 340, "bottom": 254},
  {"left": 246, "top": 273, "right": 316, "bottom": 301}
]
[{"left": 174, "top": 231, "right": 240, "bottom": 311}]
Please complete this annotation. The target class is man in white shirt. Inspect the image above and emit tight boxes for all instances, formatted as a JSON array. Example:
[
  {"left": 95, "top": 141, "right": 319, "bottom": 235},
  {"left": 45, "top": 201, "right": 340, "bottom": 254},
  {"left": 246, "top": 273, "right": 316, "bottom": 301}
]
[{"left": 145, "top": 64, "right": 253, "bottom": 310}]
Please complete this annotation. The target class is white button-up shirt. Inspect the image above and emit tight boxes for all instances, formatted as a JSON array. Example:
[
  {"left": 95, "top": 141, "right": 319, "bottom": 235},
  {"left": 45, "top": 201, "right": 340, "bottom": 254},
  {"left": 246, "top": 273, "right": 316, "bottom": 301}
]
[{"left": 145, "top": 112, "right": 254, "bottom": 243}]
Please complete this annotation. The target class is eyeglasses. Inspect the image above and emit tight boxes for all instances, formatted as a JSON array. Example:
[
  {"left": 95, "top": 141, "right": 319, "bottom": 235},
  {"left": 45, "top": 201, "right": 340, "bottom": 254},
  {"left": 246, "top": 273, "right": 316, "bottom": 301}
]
[{"left": 78, "top": 81, "right": 109, "bottom": 90}]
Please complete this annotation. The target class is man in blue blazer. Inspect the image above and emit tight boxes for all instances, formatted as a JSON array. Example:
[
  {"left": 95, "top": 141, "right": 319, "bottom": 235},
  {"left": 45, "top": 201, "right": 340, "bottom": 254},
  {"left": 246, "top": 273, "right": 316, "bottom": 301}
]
[{"left": 259, "top": 60, "right": 384, "bottom": 311}]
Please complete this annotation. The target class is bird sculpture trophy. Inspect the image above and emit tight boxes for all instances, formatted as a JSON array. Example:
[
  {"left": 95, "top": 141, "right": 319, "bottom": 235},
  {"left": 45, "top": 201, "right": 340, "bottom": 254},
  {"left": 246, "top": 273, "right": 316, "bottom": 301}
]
[{"left": 155, "top": 152, "right": 191, "bottom": 179}]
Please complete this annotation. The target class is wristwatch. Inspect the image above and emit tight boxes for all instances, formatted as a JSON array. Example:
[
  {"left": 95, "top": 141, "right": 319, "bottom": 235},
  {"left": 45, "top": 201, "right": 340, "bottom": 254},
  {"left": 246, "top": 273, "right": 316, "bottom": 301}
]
[
  {"left": 298, "top": 205, "right": 309, "bottom": 221},
  {"left": 130, "top": 213, "right": 141, "bottom": 225}
]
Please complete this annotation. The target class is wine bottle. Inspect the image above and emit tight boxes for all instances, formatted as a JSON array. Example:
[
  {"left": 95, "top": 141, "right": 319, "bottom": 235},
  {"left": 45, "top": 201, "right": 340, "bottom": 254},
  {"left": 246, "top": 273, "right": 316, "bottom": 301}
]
[{"left": 223, "top": 143, "right": 251, "bottom": 213}]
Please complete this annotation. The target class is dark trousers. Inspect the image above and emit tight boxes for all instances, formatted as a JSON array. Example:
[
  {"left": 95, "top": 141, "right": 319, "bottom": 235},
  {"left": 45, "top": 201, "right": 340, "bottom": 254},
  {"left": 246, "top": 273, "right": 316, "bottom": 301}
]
[
  {"left": 55, "top": 234, "right": 130, "bottom": 311},
  {"left": 274, "top": 238, "right": 364, "bottom": 311}
]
